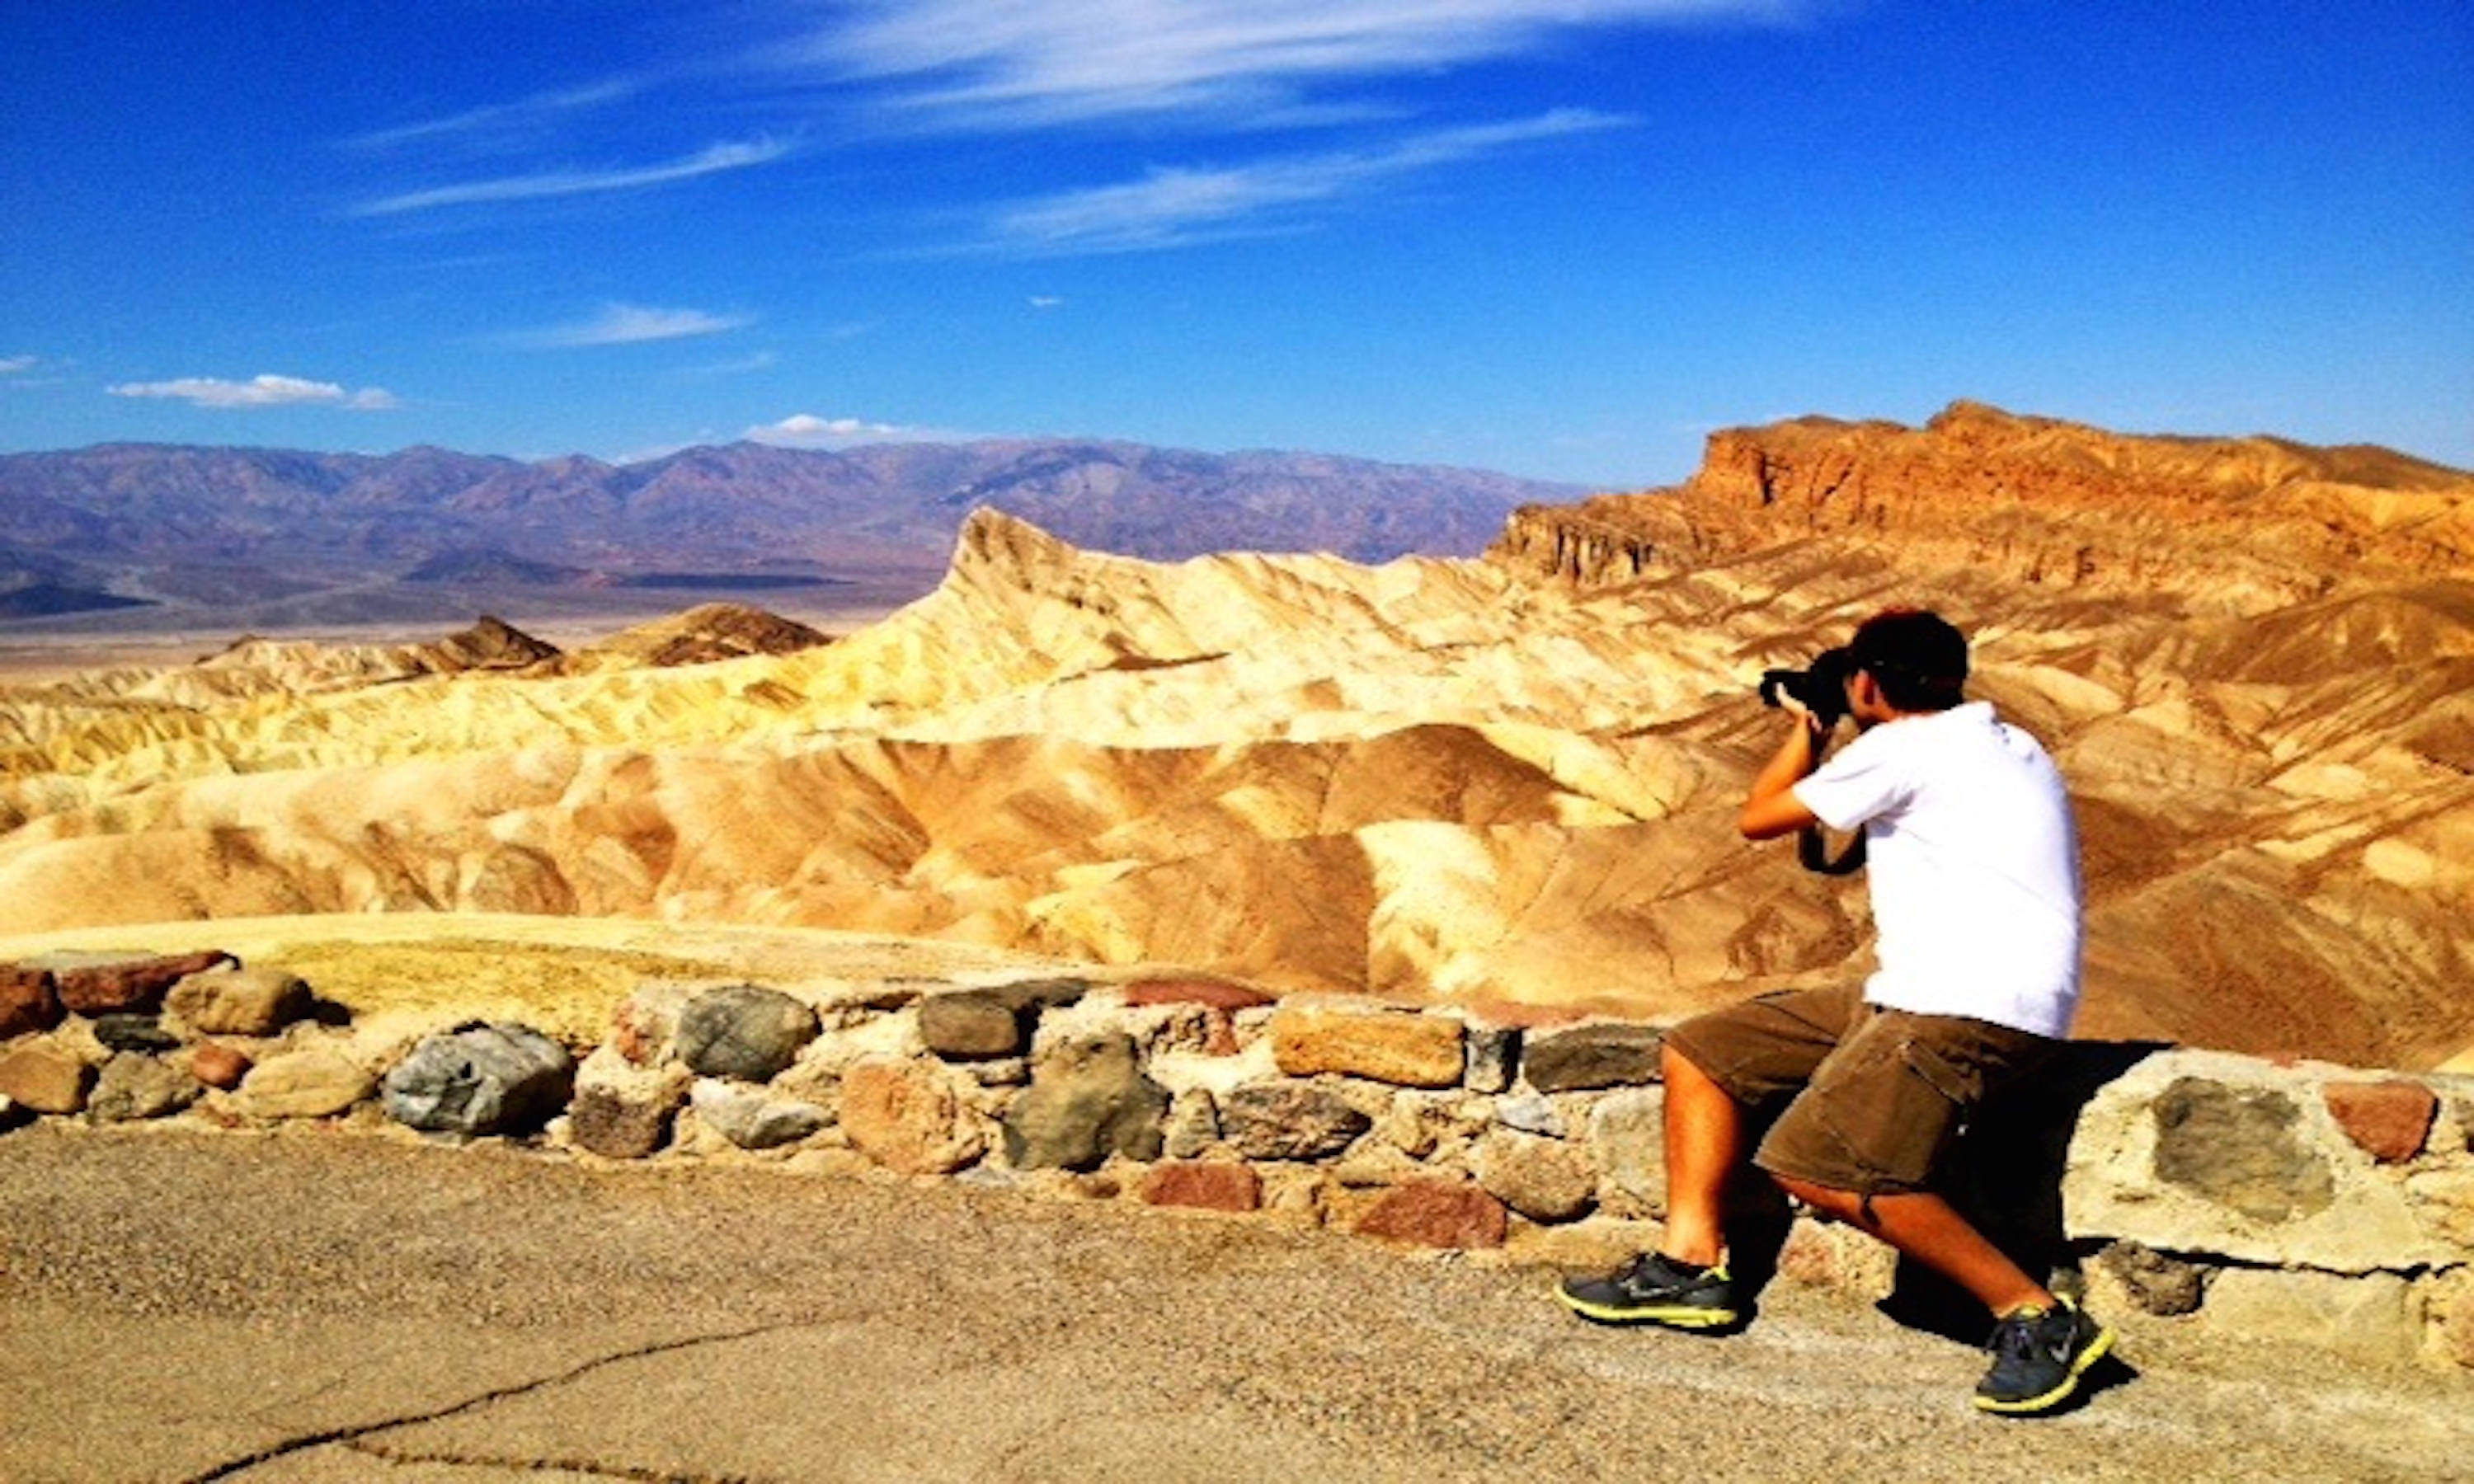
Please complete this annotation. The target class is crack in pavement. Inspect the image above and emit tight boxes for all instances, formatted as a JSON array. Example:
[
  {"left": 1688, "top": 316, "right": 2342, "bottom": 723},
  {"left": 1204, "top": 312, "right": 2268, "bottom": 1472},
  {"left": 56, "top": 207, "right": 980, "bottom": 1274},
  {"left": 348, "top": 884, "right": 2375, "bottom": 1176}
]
[
  {"left": 178, "top": 1319, "right": 821, "bottom": 1483},
  {"left": 346, "top": 1435, "right": 760, "bottom": 1483}
]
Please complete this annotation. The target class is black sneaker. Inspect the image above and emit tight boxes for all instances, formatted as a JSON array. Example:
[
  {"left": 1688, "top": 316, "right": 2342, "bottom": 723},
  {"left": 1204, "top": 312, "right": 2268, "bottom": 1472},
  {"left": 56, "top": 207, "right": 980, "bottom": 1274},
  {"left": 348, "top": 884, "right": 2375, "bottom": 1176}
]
[
  {"left": 1973, "top": 1298, "right": 2115, "bottom": 1416},
  {"left": 1557, "top": 1253, "right": 1740, "bottom": 1329}
]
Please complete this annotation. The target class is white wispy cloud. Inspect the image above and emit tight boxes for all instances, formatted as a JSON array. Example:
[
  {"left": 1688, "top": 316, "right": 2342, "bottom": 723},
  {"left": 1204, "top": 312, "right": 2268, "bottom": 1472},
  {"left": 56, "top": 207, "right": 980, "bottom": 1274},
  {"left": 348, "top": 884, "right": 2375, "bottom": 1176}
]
[
  {"left": 348, "top": 77, "right": 642, "bottom": 150},
  {"left": 520, "top": 303, "right": 757, "bottom": 348},
  {"left": 353, "top": 136, "right": 790, "bottom": 216},
  {"left": 990, "top": 108, "right": 1629, "bottom": 251},
  {"left": 107, "top": 374, "right": 400, "bottom": 411},
  {"left": 0, "top": 355, "right": 36, "bottom": 375},
  {"left": 802, "top": 0, "right": 1794, "bottom": 126},
  {"left": 746, "top": 413, "right": 929, "bottom": 448}
]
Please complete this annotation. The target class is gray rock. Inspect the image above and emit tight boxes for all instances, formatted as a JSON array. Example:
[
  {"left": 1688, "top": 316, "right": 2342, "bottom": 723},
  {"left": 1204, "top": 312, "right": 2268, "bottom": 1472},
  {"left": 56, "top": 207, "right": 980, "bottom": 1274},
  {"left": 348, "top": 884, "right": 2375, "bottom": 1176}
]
[
  {"left": 382, "top": 1022, "right": 574, "bottom": 1137},
  {"left": 92, "top": 1014, "right": 182, "bottom": 1054},
  {"left": 1524, "top": 1023, "right": 1665, "bottom": 1092},
  {"left": 1493, "top": 1090, "right": 1566, "bottom": 1137},
  {"left": 675, "top": 984, "right": 820, "bottom": 1082},
  {"left": 2152, "top": 1078, "right": 2335, "bottom": 1223},
  {"left": 1002, "top": 1033, "right": 1167, "bottom": 1171},
  {"left": 689, "top": 1079, "right": 830, "bottom": 1151},
  {"left": 87, "top": 1053, "right": 201, "bottom": 1123},
  {"left": 1220, "top": 1082, "right": 1371, "bottom": 1161},
  {"left": 919, "top": 991, "right": 1025, "bottom": 1059},
  {"left": 2095, "top": 1240, "right": 2207, "bottom": 1316},
  {"left": 1162, "top": 1087, "right": 1220, "bottom": 1159}
]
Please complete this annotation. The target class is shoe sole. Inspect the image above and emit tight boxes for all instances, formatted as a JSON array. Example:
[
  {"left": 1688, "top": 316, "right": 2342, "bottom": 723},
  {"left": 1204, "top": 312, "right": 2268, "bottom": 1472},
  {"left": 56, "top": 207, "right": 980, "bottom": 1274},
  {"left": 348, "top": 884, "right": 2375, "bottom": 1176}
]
[
  {"left": 1555, "top": 1286, "right": 1740, "bottom": 1329},
  {"left": 1973, "top": 1324, "right": 2117, "bottom": 1416}
]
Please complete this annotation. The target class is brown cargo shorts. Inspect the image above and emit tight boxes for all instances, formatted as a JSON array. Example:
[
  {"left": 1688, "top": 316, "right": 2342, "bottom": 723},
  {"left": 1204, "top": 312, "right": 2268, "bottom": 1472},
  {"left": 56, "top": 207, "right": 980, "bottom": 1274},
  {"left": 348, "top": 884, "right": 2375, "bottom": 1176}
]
[{"left": 1663, "top": 983, "right": 2057, "bottom": 1195}]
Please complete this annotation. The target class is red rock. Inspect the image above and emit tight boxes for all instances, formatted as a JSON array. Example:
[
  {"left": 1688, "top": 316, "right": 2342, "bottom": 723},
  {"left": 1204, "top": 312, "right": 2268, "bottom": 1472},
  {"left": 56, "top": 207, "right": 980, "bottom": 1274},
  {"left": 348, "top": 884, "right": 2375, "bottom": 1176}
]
[
  {"left": 190, "top": 1042, "right": 253, "bottom": 1091},
  {"left": 1122, "top": 978, "right": 1277, "bottom": 1012},
  {"left": 1140, "top": 1161, "right": 1263, "bottom": 1213},
  {"left": 54, "top": 951, "right": 237, "bottom": 1016},
  {"left": 0, "top": 965, "right": 63, "bottom": 1039},
  {"left": 1354, "top": 1179, "right": 1507, "bottom": 1250},
  {"left": 2324, "top": 1078, "right": 2438, "bottom": 1163},
  {"left": 840, "top": 1061, "right": 982, "bottom": 1175}
]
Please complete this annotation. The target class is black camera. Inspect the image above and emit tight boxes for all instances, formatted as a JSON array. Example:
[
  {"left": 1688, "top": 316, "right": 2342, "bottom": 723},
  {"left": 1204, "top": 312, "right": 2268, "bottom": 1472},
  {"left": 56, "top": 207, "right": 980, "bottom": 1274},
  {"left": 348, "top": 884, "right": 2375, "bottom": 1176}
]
[{"left": 1758, "top": 646, "right": 1856, "bottom": 728}]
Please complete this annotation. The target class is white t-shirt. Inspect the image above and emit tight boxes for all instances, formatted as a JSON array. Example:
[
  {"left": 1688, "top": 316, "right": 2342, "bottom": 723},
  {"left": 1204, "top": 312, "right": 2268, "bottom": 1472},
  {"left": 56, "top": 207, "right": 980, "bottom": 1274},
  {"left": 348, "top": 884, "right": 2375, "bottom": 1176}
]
[{"left": 1791, "top": 701, "right": 2083, "bottom": 1039}]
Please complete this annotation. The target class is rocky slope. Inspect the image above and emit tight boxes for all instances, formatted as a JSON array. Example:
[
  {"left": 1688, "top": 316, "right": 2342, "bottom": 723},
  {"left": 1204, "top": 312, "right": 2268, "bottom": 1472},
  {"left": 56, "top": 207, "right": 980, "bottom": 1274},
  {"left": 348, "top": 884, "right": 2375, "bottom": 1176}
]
[{"left": 1, "top": 405, "right": 2467, "bottom": 1072}]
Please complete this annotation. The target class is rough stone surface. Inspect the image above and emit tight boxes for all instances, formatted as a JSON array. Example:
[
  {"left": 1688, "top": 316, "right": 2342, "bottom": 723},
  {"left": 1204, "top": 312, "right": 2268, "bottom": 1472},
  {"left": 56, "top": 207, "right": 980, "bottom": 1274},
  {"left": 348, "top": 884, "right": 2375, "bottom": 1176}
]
[
  {"left": 92, "top": 1013, "right": 181, "bottom": 1054},
  {"left": 1355, "top": 1179, "right": 1508, "bottom": 1249},
  {"left": 2150, "top": 1078, "right": 2335, "bottom": 1223},
  {"left": 842, "top": 1060, "right": 985, "bottom": 1175},
  {"left": 1585, "top": 1087, "right": 1667, "bottom": 1215},
  {"left": 918, "top": 991, "right": 1025, "bottom": 1059},
  {"left": 238, "top": 1046, "right": 374, "bottom": 1119},
  {"left": 2437, "top": 1272, "right": 2474, "bottom": 1370},
  {"left": 1464, "top": 1025, "right": 1520, "bottom": 1094},
  {"left": 1122, "top": 978, "right": 1276, "bottom": 1012},
  {"left": 1162, "top": 1087, "right": 1219, "bottom": 1159},
  {"left": 381, "top": 1022, "right": 574, "bottom": 1137},
  {"left": 567, "top": 1050, "right": 690, "bottom": 1159},
  {"left": 2094, "top": 1239, "right": 2207, "bottom": 1316},
  {"left": 1472, "top": 1128, "right": 1598, "bottom": 1222},
  {"left": 1271, "top": 1002, "right": 1464, "bottom": 1088},
  {"left": 2322, "top": 1078, "right": 2439, "bottom": 1163},
  {"left": 2406, "top": 1169, "right": 2474, "bottom": 1249},
  {"left": 2202, "top": 1267, "right": 2421, "bottom": 1365},
  {"left": 1494, "top": 1091, "right": 1566, "bottom": 1137},
  {"left": 87, "top": 1054, "right": 201, "bottom": 1123},
  {"left": 1523, "top": 1023, "right": 1665, "bottom": 1092},
  {"left": 1003, "top": 1033, "right": 1167, "bottom": 1171},
  {"left": 190, "top": 1042, "right": 252, "bottom": 1091},
  {"left": 674, "top": 984, "right": 819, "bottom": 1082},
  {"left": 1140, "top": 1160, "right": 1263, "bottom": 1213},
  {"left": 0, "top": 1042, "right": 94, "bottom": 1115},
  {"left": 166, "top": 966, "right": 314, "bottom": 1037},
  {"left": 983, "top": 977, "right": 1094, "bottom": 1016},
  {"left": 0, "top": 966, "right": 62, "bottom": 1039},
  {"left": 1220, "top": 1082, "right": 1371, "bottom": 1161},
  {"left": 53, "top": 951, "right": 236, "bottom": 1016},
  {"left": 689, "top": 1078, "right": 829, "bottom": 1151}
]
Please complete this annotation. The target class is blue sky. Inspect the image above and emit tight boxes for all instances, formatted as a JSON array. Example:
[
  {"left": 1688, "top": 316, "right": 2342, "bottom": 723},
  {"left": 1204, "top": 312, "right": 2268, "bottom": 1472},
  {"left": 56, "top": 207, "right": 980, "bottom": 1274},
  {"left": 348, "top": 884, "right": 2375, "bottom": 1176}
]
[{"left": 2, "top": 1, "right": 2468, "bottom": 487}]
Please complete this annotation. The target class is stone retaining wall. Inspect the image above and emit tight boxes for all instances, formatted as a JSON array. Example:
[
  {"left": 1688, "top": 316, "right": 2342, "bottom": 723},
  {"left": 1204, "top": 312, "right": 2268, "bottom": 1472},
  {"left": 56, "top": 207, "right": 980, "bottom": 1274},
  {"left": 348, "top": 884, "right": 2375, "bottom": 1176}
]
[{"left": 4, "top": 950, "right": 2470, "bottom": 1371}]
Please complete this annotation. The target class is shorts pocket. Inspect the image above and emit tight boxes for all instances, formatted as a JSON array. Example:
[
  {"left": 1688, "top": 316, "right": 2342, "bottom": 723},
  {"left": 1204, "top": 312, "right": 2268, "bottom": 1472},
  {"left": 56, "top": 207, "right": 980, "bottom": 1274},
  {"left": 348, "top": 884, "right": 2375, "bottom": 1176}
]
[{"left": 1812, "top": 1033, "right": 1973, "bottom": 1192}]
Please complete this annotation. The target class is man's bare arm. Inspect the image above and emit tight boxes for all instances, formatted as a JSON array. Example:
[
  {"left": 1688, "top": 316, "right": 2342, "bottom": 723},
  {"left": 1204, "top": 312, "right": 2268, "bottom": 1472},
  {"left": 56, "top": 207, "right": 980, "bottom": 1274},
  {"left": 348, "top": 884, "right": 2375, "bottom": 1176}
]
[{"left": 1739, "top": 714, "right": 1827, "bottom": 841}]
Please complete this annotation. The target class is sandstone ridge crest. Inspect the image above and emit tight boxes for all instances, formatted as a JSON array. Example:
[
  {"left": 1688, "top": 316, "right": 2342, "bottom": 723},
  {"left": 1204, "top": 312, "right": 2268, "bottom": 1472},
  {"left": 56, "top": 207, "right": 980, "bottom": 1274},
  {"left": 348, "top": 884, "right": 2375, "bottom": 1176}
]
[{"left": 2, "top": 405, "right": 2468, "bottom": 1074}]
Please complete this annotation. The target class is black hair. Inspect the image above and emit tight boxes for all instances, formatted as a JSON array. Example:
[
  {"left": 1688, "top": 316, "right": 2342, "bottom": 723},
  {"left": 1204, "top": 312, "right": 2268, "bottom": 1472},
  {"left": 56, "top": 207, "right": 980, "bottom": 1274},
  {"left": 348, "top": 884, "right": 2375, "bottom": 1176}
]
[{"left": 1849, "top": 608, "right": 1968, "bottom": 711}]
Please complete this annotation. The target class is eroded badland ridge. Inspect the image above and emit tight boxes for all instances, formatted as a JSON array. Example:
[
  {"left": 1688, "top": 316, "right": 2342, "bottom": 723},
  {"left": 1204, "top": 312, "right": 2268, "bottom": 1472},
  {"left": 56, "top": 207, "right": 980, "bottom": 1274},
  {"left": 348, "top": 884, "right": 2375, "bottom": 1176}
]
[{"left": 2, "top": 403, "right": 2468, "bottom": 1072}]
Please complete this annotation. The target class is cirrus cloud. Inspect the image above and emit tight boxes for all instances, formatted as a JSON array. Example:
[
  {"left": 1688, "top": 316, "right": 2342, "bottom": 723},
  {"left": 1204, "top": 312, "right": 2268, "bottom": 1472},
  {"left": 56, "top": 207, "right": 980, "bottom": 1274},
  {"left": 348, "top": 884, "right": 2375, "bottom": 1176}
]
[
  {"left": 989, "top": 108, "right": 1628, "bottom": 252},
  {"left": 801, "top": 0, "right": 1797, "bottom": 127},
  {"left": 519, "top": 303, "right": 757, "bottom": 348},
  {"left": 353, "top": 136, "right": 790, "bottom": 216},
  {"left": 107, "top": 373, "right": 400, "bottom": 411}
]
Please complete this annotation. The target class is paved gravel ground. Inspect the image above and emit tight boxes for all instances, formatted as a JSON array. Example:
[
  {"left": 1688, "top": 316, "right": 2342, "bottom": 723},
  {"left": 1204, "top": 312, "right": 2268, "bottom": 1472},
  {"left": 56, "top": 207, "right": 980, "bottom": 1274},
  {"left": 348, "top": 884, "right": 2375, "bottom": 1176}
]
[{"left": 2, "top": 1124, "right": 2467, "bottom": 1484}]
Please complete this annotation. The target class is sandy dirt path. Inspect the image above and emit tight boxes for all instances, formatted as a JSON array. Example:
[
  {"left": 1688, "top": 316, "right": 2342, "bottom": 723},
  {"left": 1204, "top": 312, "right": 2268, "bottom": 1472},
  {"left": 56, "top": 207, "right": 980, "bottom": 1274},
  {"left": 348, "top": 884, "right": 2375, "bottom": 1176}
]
[{"left": 2, "top": 1125, "right": 2466, "bottom": 1484}]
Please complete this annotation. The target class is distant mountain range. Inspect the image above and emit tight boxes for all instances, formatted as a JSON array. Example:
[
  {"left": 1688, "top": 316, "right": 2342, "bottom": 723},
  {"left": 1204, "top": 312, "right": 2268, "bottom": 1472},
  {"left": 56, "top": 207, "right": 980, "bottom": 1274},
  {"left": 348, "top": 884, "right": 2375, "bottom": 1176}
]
[{"left": 0, "top": 439, "right": 1589, "bottom": 628}]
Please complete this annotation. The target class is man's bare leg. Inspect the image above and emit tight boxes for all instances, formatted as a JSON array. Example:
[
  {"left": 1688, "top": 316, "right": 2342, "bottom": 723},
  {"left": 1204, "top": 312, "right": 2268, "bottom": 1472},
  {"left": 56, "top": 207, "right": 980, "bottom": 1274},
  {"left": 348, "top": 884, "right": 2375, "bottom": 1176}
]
[
  {"left": 1656, "top": 1042, "right": 1742, "bottom": 1268},
  {"left": 1769, "top": 1175, "right": 2048, "bottom": 1316}
]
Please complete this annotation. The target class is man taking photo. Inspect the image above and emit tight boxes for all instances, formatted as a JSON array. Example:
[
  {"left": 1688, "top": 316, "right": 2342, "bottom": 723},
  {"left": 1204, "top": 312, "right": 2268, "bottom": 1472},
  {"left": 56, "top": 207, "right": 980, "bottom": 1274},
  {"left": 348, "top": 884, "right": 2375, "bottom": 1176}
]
[{"left": 1558, "top": 608, "right": 2115, "bottom": 1416}]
